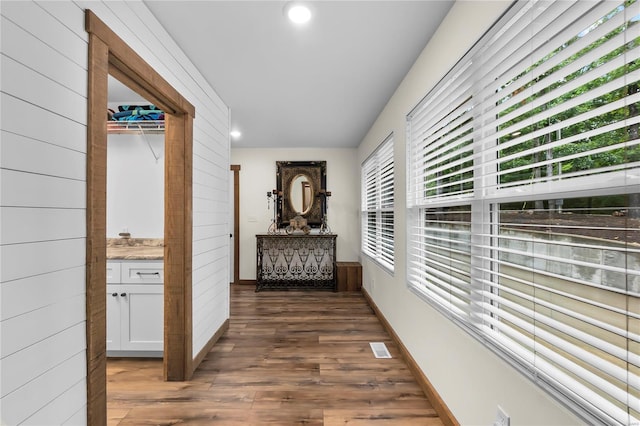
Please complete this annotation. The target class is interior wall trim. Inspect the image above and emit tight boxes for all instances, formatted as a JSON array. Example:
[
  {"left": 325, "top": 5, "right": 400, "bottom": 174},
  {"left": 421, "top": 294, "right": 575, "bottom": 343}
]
[
  {"left": 231, "top": 164, "right": 240, "bottom": 284},
  {"left": 236, "top": 279, "right": 257, "bottom": 286},
  {"left": 193, "top": 319, "right": 230, "bottom": 369},
  {"left": 85, "top": 9, "right": 195, "bottom": 425},
  {"left": 362, "top": 288, "right": 459, "bottom": 426}
]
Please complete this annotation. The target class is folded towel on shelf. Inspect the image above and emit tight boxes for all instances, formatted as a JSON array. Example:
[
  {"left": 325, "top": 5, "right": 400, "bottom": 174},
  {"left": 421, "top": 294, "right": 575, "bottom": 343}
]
[
  {"left": 117, "top": 104, "right": 158, "bottom": 112},
  {"left": 112, "top": 109, "right": 164, "bottom": 121}
]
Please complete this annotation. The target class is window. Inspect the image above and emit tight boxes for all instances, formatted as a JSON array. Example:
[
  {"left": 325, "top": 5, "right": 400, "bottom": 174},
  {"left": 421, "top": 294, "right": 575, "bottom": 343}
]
[
  {"left": 407, "top": 1, "right": 639, "bottom": 424},
  {"left": 362, "top": 134, "right": 394, "bottom": 271}
]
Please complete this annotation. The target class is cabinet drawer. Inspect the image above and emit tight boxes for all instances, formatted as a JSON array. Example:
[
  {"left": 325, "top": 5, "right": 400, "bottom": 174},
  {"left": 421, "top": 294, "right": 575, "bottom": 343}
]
[
  {"left": 120, "top": 262, "right": 164, "bottom": 284},
  {"left": 106, "top": 262, "right": 122, "bottom": 284}
]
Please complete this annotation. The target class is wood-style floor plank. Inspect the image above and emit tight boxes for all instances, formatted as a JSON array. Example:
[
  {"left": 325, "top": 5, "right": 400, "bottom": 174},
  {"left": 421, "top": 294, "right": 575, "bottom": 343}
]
[{"left": 107, "top": 285, "right": 443, "bottom": 425}]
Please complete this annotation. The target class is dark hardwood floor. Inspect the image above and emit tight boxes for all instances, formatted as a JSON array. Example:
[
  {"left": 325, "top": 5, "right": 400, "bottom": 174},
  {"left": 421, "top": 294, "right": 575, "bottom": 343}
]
[{"left": 107, "top": 285, "right": 444, "bottom": 425}]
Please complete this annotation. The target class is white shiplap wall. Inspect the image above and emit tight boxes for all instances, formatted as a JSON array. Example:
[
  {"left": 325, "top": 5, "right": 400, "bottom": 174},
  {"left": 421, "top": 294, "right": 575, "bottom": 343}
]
[
  {"left": 1, "top": 1, "right": 88, "bottom": 424},
  {"left": 0, "top": 1, "right": 230, "bottom": 423}
]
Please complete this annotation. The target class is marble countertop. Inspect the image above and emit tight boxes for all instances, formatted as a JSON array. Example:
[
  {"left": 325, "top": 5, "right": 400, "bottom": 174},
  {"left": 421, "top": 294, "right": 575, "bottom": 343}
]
[{"left": 106, "top": 238, "right": 164, "bottom": 260}]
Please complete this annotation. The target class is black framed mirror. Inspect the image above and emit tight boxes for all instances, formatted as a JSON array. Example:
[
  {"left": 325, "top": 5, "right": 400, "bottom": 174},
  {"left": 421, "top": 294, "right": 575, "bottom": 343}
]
[{"left": 276, "top": 161, "right": 326, "bottom": 228}]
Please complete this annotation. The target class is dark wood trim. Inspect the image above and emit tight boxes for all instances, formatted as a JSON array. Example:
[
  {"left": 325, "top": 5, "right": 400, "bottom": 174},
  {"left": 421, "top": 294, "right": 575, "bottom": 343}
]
[
  {"left": 230, "top": 165, "right": 240, "bottom": 285},
  {"left": 85, "top": 11, "right": 194, "bottom": 117},
  {"left": 86, "top": 32, "right": 109, "bottom": 426},
  {"left": 362, "top": 288, "right": 459, "bottom": 426},
  {"left": 192, "top": 319, "right": 230, "bottom": 370},
  {"left": 108, "top": 66, "right": 175, "bottom": 117},
  {"left": 163, "top": 113, "right": 194, "bottom": 381},
  {"left": 86, "top": 9, "right": 195, "bottom": 425},
  {"left": 237, "top": 279, "right": 257, "bottom": 286}
]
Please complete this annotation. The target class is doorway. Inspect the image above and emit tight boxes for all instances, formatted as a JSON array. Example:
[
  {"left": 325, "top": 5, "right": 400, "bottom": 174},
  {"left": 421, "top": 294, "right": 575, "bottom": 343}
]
[
  {"left": 86, "top": 10, "right": 194, "bottom": 425},
  {"left": 106, "top": 76, "right": 165, "bottom": 358}
]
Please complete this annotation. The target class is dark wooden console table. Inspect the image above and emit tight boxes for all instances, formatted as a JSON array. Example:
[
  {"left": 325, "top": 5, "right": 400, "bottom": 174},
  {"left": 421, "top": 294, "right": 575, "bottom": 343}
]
[{"left": 256, "top": 234, "right": 337, "bottom": 291}]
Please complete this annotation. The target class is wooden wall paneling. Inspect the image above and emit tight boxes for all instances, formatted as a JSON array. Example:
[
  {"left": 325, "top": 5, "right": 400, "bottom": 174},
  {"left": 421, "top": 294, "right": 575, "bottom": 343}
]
[
  {"left": 192, "top": 169, "right": 220, "bottom": 189},
  {"left": 192, "top": 237, "right": 217, "bottom": 256},
  {"left": 191, "top": 125, "right": 229, "bottom": 354},
  {"left": 0, "top": 267, "right": 85, "bottom": 322},
  {"left": 1, "top": 132, "right": 86, "bottom": 181},
  {"left": 195, "top": 225, "right": 220, "bottom": 241},
  {"left": 1, "top": 56, "right": 86, "bottom": 124},
  {"left": 0, "top": 1, "right": 88, "bottom": 68},
  {"left": 0, "top": 15, "right": 87, "bottom": 95},
  {"left": 183, "top": 114, "right": 194, "bottom": 378},
  {"left": 192, "top": 319, "right": 229, "bottom": 371},
  {"left": 19, "top": 379, "right": 87, "bottom": 425},
  {"left": 1, "top": 239, "right": 85, "bottom": 284},
  {"left": 0, "top": 169, "right": 85, "bottom": 209},
  {"left": 35, "top": 1, "right": 89, "bottom": 42},
  {"left": 2, "top": 323, "right": 85, "bottom": 395},
  {"left": 1, "top": 93, "right": 87, "bottom": 153},
  {"left": 1, "top": 294, "right": 85, "bottom": 358},
  {"left": 1, "top": 350, "right": 87, "bottom": 425},
  {"left": 0, "top": 3, "right": 89, "bottom": 423},
  {"left": 0, "top": 207, "right": 85, "bottom": 245},
  {"left": 192, "top": 181, "right": 214, "bottom": 199}
]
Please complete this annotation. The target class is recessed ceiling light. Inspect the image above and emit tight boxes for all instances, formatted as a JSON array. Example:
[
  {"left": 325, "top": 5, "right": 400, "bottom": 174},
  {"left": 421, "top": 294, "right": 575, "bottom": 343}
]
[
  {"left": 284, "top": 2, "right": 311, "bottom": 24},
  {"left": 230, "top": 130, "right": 241, "bottom": 139}
]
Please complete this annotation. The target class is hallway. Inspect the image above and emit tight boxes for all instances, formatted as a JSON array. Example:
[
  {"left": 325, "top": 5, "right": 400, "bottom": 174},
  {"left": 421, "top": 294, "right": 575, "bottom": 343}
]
[{"left": 107, "top": 285, "right": 443, "bottom": 425}]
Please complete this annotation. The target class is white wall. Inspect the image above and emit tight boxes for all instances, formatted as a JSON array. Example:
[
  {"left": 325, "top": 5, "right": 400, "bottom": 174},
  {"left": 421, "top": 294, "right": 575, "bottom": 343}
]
[
  {"left": 357, "top": 1, "right": 580, "bottom": 425},
  {"left": 191, "top": 100, "right": 230, "bottom": 355},
  {"left": 107, "top": 133, "right": 164, "bottom": 238},
  {"left": 0, "top": 0, "right": 230, "bottom": 423},
  {"left": 231, "top": 148, "right": 359, "bottom": 281},
  {"left": 1, "top": 1, "right": 89, "bottom": 423}
]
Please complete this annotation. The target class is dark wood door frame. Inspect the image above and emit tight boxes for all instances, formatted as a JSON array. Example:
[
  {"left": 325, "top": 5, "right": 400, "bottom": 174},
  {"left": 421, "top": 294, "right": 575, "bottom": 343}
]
[
  {"left": 86, "top": 10, "right": 195, "bottom": 425},
  {"left": 231, "top": 165, "right": 240, "bottom": 284}
]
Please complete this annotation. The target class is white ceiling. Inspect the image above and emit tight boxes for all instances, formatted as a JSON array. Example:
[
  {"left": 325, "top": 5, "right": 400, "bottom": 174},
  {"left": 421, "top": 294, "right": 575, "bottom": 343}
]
[{"left": 138, "top": 1, "right": 454, "bottom": 148}]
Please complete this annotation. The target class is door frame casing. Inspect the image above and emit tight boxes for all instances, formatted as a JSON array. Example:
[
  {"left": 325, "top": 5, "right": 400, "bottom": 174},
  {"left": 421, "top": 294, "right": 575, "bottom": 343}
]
[
  {"left": 85, "top": 10, "right": 195, "bottom": 425},
  {"left": 230, "top": 164, "right": 240, "bottom": 284}
]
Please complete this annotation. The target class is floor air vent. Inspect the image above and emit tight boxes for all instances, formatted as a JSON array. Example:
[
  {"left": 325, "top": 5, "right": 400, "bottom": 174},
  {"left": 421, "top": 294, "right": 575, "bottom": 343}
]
[{"left": 369, "top": 342, "right": 392, "bottom": 359}]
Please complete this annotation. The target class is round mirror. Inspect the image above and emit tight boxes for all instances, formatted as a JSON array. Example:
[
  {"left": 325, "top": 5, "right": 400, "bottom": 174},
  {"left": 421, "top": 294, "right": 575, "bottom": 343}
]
[{"left": 289, "top": 174, "right": 314, "bottom": 215}]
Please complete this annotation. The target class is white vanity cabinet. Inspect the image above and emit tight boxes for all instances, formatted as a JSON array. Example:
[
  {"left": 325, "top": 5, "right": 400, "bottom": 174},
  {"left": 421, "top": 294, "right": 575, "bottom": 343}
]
[{"left": 106, "top": 260, "right": 163, "bottom": 357}]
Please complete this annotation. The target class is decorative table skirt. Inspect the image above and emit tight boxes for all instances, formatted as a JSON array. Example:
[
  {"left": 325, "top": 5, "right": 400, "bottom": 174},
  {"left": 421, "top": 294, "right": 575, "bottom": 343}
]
[{"left": 256, "top": 234, "right": 337, "bottom": 291}]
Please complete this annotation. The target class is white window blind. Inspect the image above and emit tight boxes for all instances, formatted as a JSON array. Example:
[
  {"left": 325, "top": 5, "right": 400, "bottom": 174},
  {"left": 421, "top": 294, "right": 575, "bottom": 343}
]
[
  {"left": 407, "top": 206, "right": 472, "bottom": 322},
  {"left": 407, "top": 1, "right": 639, "bottom": 424},
  {"left": 407, "top": 60, "right": 475, "bottom": 206},
  {"left": 477, "top": 196, "right": 640, "bottom": 425},
  {"left": 479, "top": 0, "right": 640, "bottom": 197},
  {"left": 362, "top": 134, "right": 394, "bottom": 271}
]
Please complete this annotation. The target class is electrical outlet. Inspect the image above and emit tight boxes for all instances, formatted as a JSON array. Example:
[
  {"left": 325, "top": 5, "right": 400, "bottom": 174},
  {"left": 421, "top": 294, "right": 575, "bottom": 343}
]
[
  {"left": 494, "top": 405, "right": 510, "bottom": 426},
  {"left": 370, "top": 278, "right": 375, "bottom": 291}
]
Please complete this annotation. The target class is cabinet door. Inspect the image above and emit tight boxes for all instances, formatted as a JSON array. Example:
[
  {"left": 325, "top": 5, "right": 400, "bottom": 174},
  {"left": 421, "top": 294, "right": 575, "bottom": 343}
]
[
  {"left": 106, "top": 285, "right": 122, "bottom": 351},
  {"left": 119, "top": 284, "right": 164, "bottom": 351}
]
